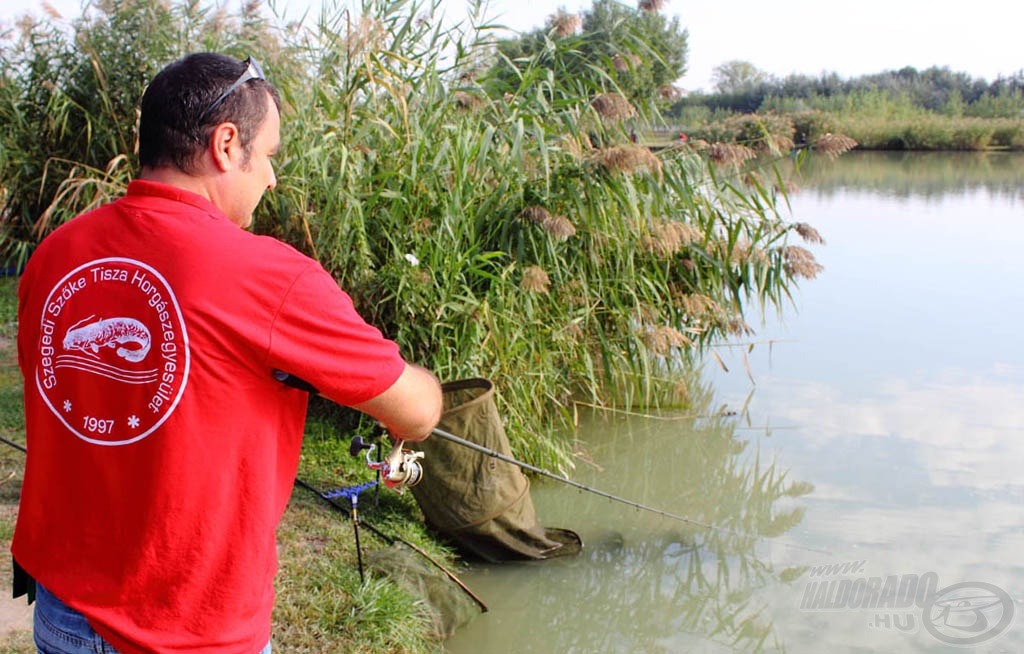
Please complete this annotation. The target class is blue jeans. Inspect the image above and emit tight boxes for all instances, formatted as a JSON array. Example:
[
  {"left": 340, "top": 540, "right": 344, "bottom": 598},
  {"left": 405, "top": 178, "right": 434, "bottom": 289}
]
[{"left": 34, "top": 583, "right": 272, "bottom": 654}]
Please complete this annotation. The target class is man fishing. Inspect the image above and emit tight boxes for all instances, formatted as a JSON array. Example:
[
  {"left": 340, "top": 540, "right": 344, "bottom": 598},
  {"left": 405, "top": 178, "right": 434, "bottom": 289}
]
[{"left": 13, "top": 52, "right": 443, "bottom": 653}]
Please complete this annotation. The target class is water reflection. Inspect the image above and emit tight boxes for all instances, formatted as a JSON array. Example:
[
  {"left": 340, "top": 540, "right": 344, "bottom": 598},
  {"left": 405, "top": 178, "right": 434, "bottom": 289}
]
[
  {"left": 446, "top": 152, "right": 1024, "bottom": 653},
  {"left": 791, "top": 150, "right": 1024, "bottom": 201},
  {"left": 446, "top": 378, "right": 814, "bottom": 653},
  {"left": 707, "top": 151, "right": 1024, "bottom": 652}
]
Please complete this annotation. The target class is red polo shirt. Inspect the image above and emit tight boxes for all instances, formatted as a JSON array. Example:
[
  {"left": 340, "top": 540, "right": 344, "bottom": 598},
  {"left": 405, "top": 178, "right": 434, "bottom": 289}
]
[{"left": 14, "top": 180, "right": 405, "bottom": 653}]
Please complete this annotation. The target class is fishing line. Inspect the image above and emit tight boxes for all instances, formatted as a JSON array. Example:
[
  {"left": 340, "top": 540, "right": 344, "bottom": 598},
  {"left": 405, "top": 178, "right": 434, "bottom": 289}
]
[
  {"left": 293, "top": 476, "right": 488, "bottom": 612},
  {"left": 273, "top": 371, "right": 827, "bottom": 555},
  {"left": 428, "top": 426, "right": 829, "bottom": 555}
]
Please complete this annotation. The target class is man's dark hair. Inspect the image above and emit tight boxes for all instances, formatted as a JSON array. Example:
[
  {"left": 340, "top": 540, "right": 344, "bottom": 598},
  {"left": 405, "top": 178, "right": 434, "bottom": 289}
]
[{"left": 138, "top": 53, "right": 281, "bottom": 173}]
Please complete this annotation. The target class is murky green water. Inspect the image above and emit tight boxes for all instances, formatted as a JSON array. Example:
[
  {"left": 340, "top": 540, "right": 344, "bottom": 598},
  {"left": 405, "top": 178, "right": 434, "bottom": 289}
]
[{"left": 444, "top": 151, "right": 1024, "bottom": 653}]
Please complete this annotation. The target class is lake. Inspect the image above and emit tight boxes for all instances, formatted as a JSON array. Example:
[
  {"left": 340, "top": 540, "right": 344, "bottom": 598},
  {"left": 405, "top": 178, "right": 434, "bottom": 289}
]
[{"left": 443, "top": 151, "right": 1024, "bottom": 653}]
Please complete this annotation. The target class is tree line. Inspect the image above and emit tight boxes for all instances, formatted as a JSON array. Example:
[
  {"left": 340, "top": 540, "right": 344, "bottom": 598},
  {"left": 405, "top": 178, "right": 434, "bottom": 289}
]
[{"left": 672, "top": 62, "right": 1024, "bottom": 119}]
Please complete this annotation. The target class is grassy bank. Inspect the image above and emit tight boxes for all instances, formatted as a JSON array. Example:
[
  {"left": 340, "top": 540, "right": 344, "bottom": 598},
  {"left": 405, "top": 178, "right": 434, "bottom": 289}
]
[
  {"left": 672, "top": 67, "right": 1024, "bottom": 152},
  {"left": 667, "top": 109, "right": 1024, "bottom": 155},
  {"left": 835, "top": 114, "right": 1024, "bottom": 150},
  {"left": 0, "top": 275, "right": 461, "bottom": 653}
]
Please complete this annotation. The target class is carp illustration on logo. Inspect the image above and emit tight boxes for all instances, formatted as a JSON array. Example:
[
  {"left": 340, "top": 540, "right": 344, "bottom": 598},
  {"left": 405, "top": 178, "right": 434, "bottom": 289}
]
[
  {"left": 63, "top": 316, "right": 152, "bottom": 363},
  {"left": 36, "top": 258, "right": 190, "bottom": 446}
]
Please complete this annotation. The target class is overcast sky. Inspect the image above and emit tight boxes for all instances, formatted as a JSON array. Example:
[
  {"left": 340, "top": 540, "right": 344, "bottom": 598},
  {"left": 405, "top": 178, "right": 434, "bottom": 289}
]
[{"left": 2, "top": 0, "right": 1020, "bottom": 91}]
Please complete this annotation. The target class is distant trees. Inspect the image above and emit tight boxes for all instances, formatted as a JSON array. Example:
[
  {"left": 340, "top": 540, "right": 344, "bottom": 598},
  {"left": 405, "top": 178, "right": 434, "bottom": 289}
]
[
  {"left": 671, "top": 65, "right": 1024, "bottom": 119},
  {"left": 711, "top": 60, "right": 772, "bottom": 95}
]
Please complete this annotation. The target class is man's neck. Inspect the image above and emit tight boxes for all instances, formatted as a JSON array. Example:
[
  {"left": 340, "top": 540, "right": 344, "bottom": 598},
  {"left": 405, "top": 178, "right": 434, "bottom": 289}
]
[{"left": 138, "top": 166, "right": 214, "bottom": 202}]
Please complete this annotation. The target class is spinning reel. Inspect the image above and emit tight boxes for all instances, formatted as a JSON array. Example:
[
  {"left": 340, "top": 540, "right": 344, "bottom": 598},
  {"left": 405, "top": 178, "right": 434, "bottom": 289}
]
[{"left": 350, "top": 434, "right": 425, "bottom": 492}]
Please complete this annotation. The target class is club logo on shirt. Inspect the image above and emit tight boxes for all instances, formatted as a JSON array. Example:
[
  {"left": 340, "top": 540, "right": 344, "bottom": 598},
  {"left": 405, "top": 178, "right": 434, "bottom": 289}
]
[{"left": 36, "top": 258, "right": 190, "bottom": 446}]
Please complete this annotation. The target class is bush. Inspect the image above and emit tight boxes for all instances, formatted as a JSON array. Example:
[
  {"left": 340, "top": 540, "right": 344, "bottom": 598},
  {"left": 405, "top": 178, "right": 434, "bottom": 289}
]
[{"left": 790, "top": 110, "right": 839, "bottom": 146}]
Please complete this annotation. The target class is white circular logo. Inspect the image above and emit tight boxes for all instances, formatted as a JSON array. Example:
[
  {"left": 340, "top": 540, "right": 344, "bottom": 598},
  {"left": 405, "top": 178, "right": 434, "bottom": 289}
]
[{"left": 35, "top": 258, "right": 190, "bottom": 445}]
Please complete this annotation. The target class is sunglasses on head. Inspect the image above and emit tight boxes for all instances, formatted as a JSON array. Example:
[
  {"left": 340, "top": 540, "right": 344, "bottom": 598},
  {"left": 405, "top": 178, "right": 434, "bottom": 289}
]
[{"left": 200, "top": 56, "right": 265, "bottom": 121}]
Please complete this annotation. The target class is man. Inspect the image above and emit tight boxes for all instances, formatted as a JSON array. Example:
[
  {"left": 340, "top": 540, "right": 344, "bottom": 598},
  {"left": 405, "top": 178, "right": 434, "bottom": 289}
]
[{"left": 13, "top": 52, "right": 443, "bottom": 653}]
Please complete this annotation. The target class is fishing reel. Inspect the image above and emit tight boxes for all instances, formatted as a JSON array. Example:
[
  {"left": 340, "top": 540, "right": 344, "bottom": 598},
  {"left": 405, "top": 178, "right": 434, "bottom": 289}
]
[{"left": 350, "top": 434, "right": 425, "bottom": 492}]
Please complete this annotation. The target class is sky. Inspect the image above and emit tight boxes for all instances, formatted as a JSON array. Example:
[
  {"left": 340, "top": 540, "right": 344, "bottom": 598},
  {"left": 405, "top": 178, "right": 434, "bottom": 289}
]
[{"left": 1, "top": 0, "right": 1020, "bottom": 92}]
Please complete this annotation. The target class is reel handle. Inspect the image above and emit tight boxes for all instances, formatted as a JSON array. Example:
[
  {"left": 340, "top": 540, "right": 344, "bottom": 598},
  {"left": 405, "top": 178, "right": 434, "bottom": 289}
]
[{"left": 348, "top": 435, "right": 374, "bottom": 458}]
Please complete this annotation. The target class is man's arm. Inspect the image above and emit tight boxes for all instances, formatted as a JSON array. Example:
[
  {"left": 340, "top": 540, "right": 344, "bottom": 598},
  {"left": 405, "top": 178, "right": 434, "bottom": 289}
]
[{"left": 352, "top": 363, "right": 442, "bottom": 442}]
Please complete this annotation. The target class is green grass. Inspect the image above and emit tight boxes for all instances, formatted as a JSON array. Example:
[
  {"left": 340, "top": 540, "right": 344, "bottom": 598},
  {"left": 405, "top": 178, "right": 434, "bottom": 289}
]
[{"left": 0, "top": 276, "right": 29, "bottom": 651}]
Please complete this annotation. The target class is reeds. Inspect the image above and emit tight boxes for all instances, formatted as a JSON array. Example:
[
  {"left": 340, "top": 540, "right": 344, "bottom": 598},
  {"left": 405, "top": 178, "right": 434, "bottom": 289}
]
[
  {"left": 793, "top": 222, "right": 825, "bottom": 245},
  {"left": 638, "top": 0, "right": 667, "bottom": 11},
  {"left": 590, "top": 144, "right": 662, "bottom": 175},
  {"left": 813, "top": 133, "right": 858, "bottom": 158},
  {"left": 706, "top": 142, "right": 757, "bottom": 166},
  {"left": 0, "top": 0, "right": 815, "bottom": 473},
  {"left": 547, "top": 10, "right": 581, "bottom": 37},
  {"left": 782, "top": 245, "right": 823, "bottom": 280},
  {"left": 520, "top": 265, "right": 552, "bottom": 294},
  {"left": 518, "top": 206, "right": 576, "bottom": 240},
  {"left": 641, "top": 219, "right": 702, "bottom": 257},
  {"left": 591, "top": 92, "right": 637, "bottom": 121}
]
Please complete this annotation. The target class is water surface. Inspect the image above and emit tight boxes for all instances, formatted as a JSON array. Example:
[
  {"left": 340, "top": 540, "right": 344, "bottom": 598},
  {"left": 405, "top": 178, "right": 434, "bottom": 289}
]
[{"left": 445, "top": 152, "right": 1024, "bottom": 653}]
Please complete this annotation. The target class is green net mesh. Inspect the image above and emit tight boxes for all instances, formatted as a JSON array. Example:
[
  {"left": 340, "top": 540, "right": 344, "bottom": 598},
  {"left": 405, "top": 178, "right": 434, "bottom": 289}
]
[
  {"left": 409, "top": 378, "right": 581, "bottom": 562},
  {"left": 365, "top": 543, "right": 482, "bottom": 639}
]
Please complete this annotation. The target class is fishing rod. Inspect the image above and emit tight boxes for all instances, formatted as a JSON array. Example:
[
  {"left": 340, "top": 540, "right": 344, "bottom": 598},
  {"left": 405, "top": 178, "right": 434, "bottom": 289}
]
[
  {"left": 427, "top": 426, "right": 831, "bottom": 555},
  {"left": 429, "top": 425, "right": 720, "bottom": 533},
  {"left": 1, "top": 435, "right": 26, "bottom": 454},
  {"left": 273, "top": 371, "right": 826, "bottom": 554}
]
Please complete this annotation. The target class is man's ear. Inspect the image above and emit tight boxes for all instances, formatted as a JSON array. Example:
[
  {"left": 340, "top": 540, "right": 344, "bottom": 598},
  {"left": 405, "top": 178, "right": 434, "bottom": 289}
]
[{"left": 209, "top": 122, "right": 241, "bottom": 172}]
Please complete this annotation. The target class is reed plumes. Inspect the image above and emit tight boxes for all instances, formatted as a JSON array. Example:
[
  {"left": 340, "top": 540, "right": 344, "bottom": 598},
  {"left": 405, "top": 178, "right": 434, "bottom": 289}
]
[
  {"left": 519, "top": 206, "right": 576, "bottom": 240},
  {"left": 725, "top": 315, "right": 754, "bottom": 336},
  {"left": 591, "top": 92, "right": 637, "bottom": 121},
  {"left": 643, "top": 325, "right": 693, "bottom": 355},
  {"left": 813, "top": 133, "right": 858, "bottom": 158},
  {"left": 769, "top": 134, "right": 795, "bottom": 154},
  {"left": 452, "top": 90, "right": 485, "bottom": 111},
  {"left": 346, "top": 15, "right": 387, "bottom": 60},
  {"left": 793, "top": 222, "right": 824, "bottom": 245},
  {"left": 612, "top": 53, "right": 642, "bottom": 73},
  {"left": 547, "top": 10, "right": 581, "bottom": 37},
  {"left": 591, "top": 145, "right": 662, "bottom": 176},
  {"left": 658, "top": 84, "right": 683, "bottom": 102},
  {"left": 674, "top": 292, "right": 720, "bottom": 319},
  {"left": 706, "top": 142, "right": 757, "bottom": 166},
  {"left": 557, "top": 133, "right": 591, "bottom": 159},
  {"left": 520, "top": 265, "right": 552, "bottom": 294},
  {"left": 41, "top": 1, "right": 63, "bottom": 19},
  {"left": 638, "top": 0, "right": 666, "bottom": 11},
  {"left": 726, "top": 240, "right": 769, "bottom": 267},
  {"left": 783, "top": 245, "right": 824, "bottom": 280},
  {"left": 642, "top": 220, "right": 702, "bottom": 256},
  {"left": 518, "top": 205, "right": 548, "bottom": 224}
]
